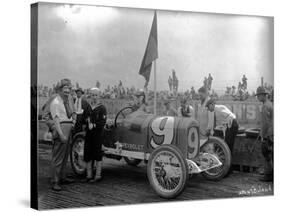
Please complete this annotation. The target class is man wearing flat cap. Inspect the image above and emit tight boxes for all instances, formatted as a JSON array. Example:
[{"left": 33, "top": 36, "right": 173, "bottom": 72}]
[
  {"left": 49, "top": 78, "right": 76, "bottom": 191},
  {"left": 256, "top": 86, "right": 274, "bottom": 182},
  {"left": 73, "top": 87, "right": 91, "bottom": 133}
]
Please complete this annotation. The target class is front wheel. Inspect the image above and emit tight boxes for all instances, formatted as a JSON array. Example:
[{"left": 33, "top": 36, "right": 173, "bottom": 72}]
[
  {"left": 200, "top": 136, "right": 231, "bottom": 181},
  {"left": 147, "top": 145, "right": 188, "bottom": 199},
  {"left": 70, "top": 135, "right": 86, "bottom": 176}
]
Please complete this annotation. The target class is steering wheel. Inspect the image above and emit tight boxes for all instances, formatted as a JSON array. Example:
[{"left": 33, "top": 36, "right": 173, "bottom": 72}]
[{"left": 114, "top": 106, "right": 134, "bottom": 127}]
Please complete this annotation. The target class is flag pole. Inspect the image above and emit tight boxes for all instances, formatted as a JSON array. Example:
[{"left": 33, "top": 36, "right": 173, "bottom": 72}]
[{"left": 154, "top": 60, "right": 157, "bottom": 115}]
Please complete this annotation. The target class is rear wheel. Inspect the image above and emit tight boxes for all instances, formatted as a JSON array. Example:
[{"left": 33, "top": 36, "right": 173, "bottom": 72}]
[
  {"left": 70, "top": 135, "right": 86, "bottom": 176},
  {"left": 124, "top": 157, "right": 142, "bottom": 166},
  {"left": 147, "top": 145, "right": 188, "bottom": 199},
  {"left": 200, "top": 137, "right": 231, "bottom": 181}
]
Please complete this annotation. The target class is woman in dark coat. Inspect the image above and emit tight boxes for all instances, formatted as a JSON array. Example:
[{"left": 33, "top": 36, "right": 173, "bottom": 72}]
[{"left": 83, "top": 87, "right": 107, "bottom": 182}]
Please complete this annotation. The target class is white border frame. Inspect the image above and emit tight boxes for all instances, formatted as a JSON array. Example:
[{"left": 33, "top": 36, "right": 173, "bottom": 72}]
[{"left": 0, "top": 0, "right": 279, "bottom": 212}]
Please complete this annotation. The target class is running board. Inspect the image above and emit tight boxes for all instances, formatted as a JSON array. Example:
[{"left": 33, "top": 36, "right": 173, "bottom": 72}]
[{"left": 104, "top": 146, "right": 150, "bottom": 160}]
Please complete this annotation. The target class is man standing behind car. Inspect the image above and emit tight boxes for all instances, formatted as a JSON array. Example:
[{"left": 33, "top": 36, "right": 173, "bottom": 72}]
[
  {"left": 74, "top": 87, "right": 91, "bottom": 133},
  {"left": 49, "top": 79, "right": 75, "bottom": 191},
  {"left": 255, "top": 86, "right": 274, "bottom": 182},
  {"left": 197, "top": 86, "right": 212, "bottom": 137}
]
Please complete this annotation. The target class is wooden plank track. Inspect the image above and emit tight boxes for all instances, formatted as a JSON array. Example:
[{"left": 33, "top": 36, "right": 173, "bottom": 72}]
[{"left": 37, "top": 144, "right": 273, "bottom": 210}]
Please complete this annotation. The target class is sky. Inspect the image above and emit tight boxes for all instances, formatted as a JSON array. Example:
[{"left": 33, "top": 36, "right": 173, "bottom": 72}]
[{"left": 37, "top": 2, "right": 274, "bottom": 93}]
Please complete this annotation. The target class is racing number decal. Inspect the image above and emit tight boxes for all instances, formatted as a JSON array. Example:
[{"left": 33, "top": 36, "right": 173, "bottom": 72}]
[
  {"left": 187, "top": 127, "right": 199, "bottom": 158},
  {"left": 150, "top": 117, "right": 174, "bottom": 148}
]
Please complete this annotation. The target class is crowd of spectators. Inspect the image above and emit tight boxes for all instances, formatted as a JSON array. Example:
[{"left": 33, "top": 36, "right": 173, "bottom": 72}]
[{"left": 37, "top": 75, "right": 273, "bottom": 103}]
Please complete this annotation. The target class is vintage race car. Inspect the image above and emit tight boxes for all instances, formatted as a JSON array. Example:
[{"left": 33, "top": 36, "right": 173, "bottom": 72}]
[{"left": 70, "top": 106, "right": 231, "bottom": 199}]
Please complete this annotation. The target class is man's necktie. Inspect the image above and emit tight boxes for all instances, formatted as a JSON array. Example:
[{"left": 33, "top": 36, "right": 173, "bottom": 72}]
[
  {"left": 214, "top": 111, "right": 217, "bottom": 128},
  {"left": 63, "top": 97, "right": 73, "bottom": 119}
]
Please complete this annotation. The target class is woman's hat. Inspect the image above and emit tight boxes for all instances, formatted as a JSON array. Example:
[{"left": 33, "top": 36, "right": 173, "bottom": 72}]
[{"left": 90, "top": 87, "right": 100, "bottom": 95}]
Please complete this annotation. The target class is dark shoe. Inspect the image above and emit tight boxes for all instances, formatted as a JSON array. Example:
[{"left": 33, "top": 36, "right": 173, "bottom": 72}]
[
  {"left": 89, "top": 176, "right": 102, "bottom": 183},
  {"left": 259, "top": 174, "right": 273, "bottom": 182},
  {"left": 52, "top": 183, "right": 62, "bottom": 191},
  {"left": 66, "top": 174, "right": 75, "bottom": 178},
  {"left": 80, "top": 177, "right": 92, "bottom": 183},
  {"left": 61, "top": 177, "right": 75, "bottom": 184}
]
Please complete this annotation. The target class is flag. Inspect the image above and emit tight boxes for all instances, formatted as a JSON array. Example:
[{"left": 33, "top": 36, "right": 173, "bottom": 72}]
[{"left": 139, "top": 11, "right": 158, "bottom": 87}]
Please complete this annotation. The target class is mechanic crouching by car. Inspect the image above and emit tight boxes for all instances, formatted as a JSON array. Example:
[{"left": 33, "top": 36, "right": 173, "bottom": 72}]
[
  {"left": 205, "top": 99, "right": 239, "bottom": 155},
  {"left": 255, "top": 86, "right": 273, "bottom": 182},
  {"left": 83, "top": 87, "right": 107, "bottom": 183}
]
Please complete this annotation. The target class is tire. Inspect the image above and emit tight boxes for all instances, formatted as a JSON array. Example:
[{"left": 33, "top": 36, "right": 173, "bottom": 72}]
[
  {"left": 147, "top": 145, "right": 188, "bottom": 199},
  {"left": 124, "top": 157, "right": 142, "bottom": 166},
  {"left": 70, "top": 135, "right": 86, "bottom": 176},
  {"left": 200, "top": 136, "right": 231, "bottom": 181}
]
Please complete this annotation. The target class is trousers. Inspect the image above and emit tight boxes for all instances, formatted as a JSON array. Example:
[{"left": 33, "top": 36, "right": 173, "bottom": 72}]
[
  {"left": 261, "top": 138, "right": 273, "bottom": 175},
  {"left": 225, "top": 119, "right": 239, "bottom": 154},
  {"left": 51, "top": 122, "right": 72, "bottom": 183}
]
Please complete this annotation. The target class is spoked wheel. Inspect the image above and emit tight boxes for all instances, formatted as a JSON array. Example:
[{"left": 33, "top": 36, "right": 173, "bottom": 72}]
[
  {"left": 147, "top": 145, "right": 188, "bottom": 199},
  {"left": 200, "top": 136, "right": 231, "bottom": 181},
  {"left": 70, "top": 135, "right": 86, "bottom": 176},
  {"left": 114, "top": 106, "right": 134, "bottom": 127},
  {"left": 124, "top": 157, "right": 142, "bottom": 166}
]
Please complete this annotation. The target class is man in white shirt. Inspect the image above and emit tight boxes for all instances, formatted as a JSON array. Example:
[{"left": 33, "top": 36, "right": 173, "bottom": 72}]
[
  {"left": 74, "top": 87, "right": 90, "bottom": 133},
  {"left": 49, "top": 79, "right": 75, "bottom": 191},
  {"left": 205, "top": 99, "right": 239, "bottom": 155}
]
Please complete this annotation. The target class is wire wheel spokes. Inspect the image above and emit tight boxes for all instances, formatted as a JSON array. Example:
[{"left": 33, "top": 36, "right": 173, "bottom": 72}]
[
  {"left": 72, "top": 139, "right": 85, "bottom": 171},
  {"left": 203, "top": 143, "right": 225, "bottom": 175},
  {"left": 156, "top": 175, "right": 180, "bottom": 191},
  {"left": 152, "top": 152, "right": 183, "bottom": 192}
]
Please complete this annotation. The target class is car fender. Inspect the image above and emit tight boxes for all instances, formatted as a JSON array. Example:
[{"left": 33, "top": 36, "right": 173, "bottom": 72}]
[{"left": 72, "top": 131, "right": 86, "bottom": 141}]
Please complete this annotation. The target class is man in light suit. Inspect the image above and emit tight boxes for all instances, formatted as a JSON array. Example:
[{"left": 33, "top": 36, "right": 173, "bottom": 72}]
[{"left": 73, "top": 87, "right": 91, "bottom": 133}]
